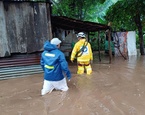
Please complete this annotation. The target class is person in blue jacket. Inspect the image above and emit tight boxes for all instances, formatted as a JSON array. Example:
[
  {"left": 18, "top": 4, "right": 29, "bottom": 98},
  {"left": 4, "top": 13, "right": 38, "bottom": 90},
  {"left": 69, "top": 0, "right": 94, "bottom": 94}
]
[{"left": 40, "top": 38, "right": 71, "bottom": 96}]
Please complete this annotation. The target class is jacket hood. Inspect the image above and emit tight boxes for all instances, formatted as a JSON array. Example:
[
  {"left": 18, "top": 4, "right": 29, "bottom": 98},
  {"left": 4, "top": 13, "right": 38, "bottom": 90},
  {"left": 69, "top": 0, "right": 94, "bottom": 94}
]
[{"left": 43, "top": 41, "right": 57, "bottom": 51}]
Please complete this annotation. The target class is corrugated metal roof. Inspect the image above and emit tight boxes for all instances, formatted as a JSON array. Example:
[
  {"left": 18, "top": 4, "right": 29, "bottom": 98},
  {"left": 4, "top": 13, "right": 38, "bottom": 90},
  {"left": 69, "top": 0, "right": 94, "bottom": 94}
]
[{"left": 51, "top": 16, "right": 110, "bottom": 32}]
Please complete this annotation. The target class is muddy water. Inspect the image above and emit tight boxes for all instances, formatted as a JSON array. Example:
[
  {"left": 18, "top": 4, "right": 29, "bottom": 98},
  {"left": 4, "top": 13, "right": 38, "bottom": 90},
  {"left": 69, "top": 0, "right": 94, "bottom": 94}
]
[{"left": 0, "top": 55, "right": 145, "bottom": 115}]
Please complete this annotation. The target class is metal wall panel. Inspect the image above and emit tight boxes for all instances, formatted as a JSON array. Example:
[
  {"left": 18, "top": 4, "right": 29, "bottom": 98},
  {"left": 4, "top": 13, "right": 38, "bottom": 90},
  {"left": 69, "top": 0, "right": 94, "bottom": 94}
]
[
  {"left": 0, "top": 1, "right": 52, "bottom": 57},
  {"left": 0, "top": 2, "right": 10, "bottom": 57}
]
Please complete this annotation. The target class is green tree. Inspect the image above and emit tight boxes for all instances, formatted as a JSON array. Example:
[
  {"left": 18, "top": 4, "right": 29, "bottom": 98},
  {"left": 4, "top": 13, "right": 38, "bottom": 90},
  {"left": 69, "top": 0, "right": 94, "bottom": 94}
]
[
  {"left": 52, "top": 0, "right": 106, "bottom": 21},
  {"left": 51, "top": 0, "right": 118, "bottom": 51},
  {"left": 51, "top": 0, "right": 118, "bottom": 23},
  {"left": 105, "top": 0, "right": 145, "bottom": 55}
]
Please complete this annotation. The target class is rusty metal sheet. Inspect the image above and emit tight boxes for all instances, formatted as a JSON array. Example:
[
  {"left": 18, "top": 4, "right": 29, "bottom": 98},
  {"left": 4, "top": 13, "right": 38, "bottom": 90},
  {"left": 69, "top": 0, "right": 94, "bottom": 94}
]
[
  {"left": 0, "top": 1, "right": 52, "bottom": 57},
  {"left": 27, "top": 3, "right": 49, "bottom": 53},
  {"left": 0, "top": 2, "right": 10, "bottom": 57}
]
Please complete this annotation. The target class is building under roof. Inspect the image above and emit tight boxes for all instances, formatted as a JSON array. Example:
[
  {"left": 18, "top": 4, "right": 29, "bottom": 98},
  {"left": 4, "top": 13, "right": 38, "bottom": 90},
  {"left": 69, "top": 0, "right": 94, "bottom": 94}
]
[
  {"left": 51, "top": 16, "right": 110, "bottom": 32},
  {"left": 51, "top": 16, "right": 112, "bottom": 63}
]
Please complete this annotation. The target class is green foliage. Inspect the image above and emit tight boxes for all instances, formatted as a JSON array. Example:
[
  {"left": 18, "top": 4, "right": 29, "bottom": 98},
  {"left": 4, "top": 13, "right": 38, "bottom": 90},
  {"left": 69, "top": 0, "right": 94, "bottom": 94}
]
[
  {"left": 105, "top": 0, "right": 145, "bottom": 54},
  {"left": 89, "top": 32, "right": 106, "bottom": 51},
  {"left": 105, "top": 0, "right": 145, "bottom": 31},
  {"left": 52, "top": 0, "right": 98, "bottom": 20},
  {"left": 136, "top": 34, "right": 140, "bottom": 49},
  {"left": 51, "top": 0, "right": 117, "bottom": 23},
  {"left": 136, "top": 33, "right": 145, "bottom": 48}
]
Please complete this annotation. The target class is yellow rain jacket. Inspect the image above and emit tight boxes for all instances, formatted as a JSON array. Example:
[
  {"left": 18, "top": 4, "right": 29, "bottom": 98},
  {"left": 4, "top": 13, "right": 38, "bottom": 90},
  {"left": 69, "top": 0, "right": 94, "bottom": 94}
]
[{"left": 70, "top": 39, "right": 93, "bottom": 62}]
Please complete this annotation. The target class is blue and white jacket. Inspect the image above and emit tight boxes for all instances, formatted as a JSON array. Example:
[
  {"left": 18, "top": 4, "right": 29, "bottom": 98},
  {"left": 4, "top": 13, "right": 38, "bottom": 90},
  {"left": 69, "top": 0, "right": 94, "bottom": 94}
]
[{"left": 40, "top": 41, "right": 71, "bottom": 81}]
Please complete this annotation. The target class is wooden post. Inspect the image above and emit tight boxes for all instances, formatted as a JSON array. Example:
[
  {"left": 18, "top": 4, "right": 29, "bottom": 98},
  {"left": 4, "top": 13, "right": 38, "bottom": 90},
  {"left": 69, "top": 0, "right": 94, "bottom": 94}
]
[
  {"left": 46, "top": 2, "right": 53, "bottom": 40},
  {"left": 88, "top": 32, "right": 90, "bottom": 42},
  {"left": 98, "top": 31, "right": 101, "bottom": 62},
  {"left": 108, "top": 29, "right": 112, "bottom": 64}
]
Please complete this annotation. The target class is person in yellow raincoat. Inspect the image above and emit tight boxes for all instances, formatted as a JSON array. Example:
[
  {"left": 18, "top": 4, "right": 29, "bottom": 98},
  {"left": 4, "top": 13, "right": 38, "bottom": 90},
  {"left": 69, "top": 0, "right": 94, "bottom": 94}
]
[{"left": 70, "top": 32, "right": 93, "bottom": 75}]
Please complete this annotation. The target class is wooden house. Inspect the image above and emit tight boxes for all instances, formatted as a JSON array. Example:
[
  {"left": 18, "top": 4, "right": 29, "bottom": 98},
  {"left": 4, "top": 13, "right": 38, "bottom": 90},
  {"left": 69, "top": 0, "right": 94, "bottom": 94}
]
[{"left": 0, "top": 0, "right": 111, "bottom": 79}]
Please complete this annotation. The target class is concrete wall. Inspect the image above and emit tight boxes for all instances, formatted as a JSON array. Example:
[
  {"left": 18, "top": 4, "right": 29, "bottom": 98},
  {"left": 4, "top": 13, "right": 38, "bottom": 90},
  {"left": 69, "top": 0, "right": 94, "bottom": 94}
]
[{"left": 0, "top": 1, "right": 52, "bottom": 57}]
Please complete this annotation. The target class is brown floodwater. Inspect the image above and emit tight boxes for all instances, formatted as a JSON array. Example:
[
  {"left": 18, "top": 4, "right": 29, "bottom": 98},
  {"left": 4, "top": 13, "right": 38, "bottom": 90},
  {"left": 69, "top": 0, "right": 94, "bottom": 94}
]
[{"left": 0, "top": 55, "right": 145, "bottom": 115}]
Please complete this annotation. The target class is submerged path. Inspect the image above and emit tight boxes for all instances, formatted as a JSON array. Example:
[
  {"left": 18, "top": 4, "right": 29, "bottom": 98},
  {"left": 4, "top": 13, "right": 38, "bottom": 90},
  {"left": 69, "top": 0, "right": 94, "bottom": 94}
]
[{"left": 0, "top": 56, "right": 145, "bottom": 115}]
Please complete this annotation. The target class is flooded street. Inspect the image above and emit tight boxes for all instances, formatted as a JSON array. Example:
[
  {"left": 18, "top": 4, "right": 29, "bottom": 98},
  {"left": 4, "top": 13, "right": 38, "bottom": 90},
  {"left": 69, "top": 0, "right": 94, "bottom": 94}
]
[{"left": 0, "top": 55, "right": 145, "bottom": 115}]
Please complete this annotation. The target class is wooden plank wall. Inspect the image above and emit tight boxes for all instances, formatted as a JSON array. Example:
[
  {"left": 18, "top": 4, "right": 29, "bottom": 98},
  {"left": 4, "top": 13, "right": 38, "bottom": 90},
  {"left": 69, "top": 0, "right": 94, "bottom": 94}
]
[{"left": 0, "top": 1, "right": 52, "bottom": 57}]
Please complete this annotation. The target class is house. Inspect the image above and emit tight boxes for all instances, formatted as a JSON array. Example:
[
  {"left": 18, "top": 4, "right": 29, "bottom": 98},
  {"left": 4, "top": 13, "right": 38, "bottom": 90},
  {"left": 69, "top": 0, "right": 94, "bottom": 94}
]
[
  {"left": 0, "top": 0, "right": 52, "bottom": 79},
  {"left": 51, "top": 16, "right": 110, "bottom": 57},
  {"left": 0, "top": 0, "right": 111, "bottom": 79},
  {"left": 0, "top": 0, "right": 52, "bottom": 58}
]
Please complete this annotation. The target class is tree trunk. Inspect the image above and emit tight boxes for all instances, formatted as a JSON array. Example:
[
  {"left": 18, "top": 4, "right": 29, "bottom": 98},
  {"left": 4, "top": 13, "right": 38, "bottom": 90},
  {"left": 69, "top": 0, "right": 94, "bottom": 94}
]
[{"left": 134, "top": 13, "right": 144, "bottom": 55}]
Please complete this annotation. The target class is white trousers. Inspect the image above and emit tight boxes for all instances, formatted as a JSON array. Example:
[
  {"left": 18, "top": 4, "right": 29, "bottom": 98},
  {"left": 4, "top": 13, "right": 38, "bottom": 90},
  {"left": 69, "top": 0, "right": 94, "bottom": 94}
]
[{"left": 41, "top": 78, "right": 69, "bottom": 96}]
